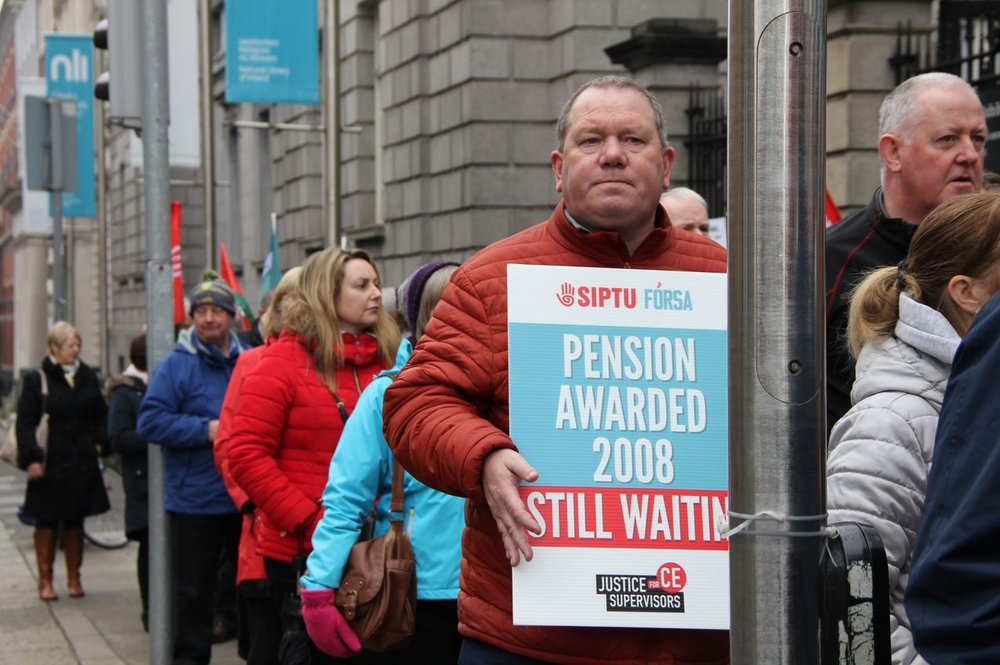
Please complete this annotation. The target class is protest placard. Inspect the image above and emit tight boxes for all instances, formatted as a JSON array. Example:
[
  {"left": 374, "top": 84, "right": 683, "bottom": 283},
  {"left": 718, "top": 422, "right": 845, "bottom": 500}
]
[{"left": 509, "top": 264, "right": 729, "bottom": 629}]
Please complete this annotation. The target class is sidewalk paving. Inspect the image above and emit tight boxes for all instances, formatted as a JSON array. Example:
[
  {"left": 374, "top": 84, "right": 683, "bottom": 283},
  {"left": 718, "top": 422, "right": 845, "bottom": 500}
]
[{"left": 0, "top": 459, "right": 242, "bottom": 665}]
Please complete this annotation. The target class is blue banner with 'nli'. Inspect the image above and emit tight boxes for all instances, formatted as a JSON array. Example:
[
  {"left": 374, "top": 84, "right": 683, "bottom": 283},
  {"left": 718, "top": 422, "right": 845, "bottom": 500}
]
[
  {"left": 45, "top": 34, "right": 95, "bottom": 218},
  {"left": 225, "top": 0, "right": 320, "bottom": 105}
]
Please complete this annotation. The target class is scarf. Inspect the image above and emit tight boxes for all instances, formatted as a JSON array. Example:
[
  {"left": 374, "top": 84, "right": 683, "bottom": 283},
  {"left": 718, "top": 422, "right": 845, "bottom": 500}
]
[{"left": 48, "top": 356, "right": 81, "bottom": 388}]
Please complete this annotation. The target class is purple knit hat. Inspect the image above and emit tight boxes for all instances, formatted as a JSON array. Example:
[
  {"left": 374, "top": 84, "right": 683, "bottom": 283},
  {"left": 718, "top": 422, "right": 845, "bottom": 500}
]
[{"left": 397, "top": 261, "right": 460, "bottom": 337}]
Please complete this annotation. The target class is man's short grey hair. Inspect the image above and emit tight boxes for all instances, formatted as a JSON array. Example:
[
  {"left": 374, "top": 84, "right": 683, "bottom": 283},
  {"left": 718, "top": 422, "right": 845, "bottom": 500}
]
[
  {"left": 661, "top": 187, "right": 708, "bottom": 209},
  {"left": 555, "top": 75, "right": 668, "bottom": 151},
  {"left": 879, "top": 72, "right": 978, "bottom": 140}
]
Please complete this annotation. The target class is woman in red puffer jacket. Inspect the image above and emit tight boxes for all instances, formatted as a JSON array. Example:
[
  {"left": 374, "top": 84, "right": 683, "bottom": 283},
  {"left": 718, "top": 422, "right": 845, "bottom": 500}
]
[{"left": 227, "top": 248, "right": 400, "bottom": 662}]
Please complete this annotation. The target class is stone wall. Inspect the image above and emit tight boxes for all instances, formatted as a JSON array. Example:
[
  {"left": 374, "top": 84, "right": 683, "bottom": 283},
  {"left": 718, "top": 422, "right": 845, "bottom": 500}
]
[
  {"left": 95, "top": 0, "right": 940, "bottom": 367},
  {"left": 337, "top": 0, "right": 728, "bottom": 287}
]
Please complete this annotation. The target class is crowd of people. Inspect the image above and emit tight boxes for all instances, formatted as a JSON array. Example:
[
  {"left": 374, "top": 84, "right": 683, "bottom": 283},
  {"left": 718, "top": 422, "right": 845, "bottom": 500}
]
[
  {"left": 824, "top": 71, "right": 999, "bottom": 665},
  {"left": 6, "top": 71, "right": 1000, "bottom": 665}
]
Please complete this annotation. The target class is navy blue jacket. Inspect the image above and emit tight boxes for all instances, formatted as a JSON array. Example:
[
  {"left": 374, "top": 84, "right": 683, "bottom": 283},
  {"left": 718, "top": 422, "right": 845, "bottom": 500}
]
[
  {"left": 107, "top": 370, "right": 149, "bottom": 538},
  {"left": 138, "top": 328, "right": 242, "bottom": 515},
  {"left": 905, "top": 291, "right": 1000, "bottom": 663}
]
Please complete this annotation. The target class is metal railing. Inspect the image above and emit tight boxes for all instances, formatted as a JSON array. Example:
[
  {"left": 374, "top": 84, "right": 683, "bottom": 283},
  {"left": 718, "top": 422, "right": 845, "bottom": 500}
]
[
  {"left": 685, "top": 84, "right": 727, "bottom": 217},
  {"left": 892, "top": 2, "right": 1000, "bottom": 87}
]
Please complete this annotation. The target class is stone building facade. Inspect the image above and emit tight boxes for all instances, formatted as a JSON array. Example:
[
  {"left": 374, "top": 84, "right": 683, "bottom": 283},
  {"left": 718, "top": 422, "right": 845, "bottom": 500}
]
[
  {"left": 336, "top": 0, "right": 731, "bottom": 285},
  {"left": 0, "top": 0, "right": 951, "bottom": 392},
  {"left": 1, "top": 0, "right": 105, "bottom": 397},
  {"left": 0, "top": 5, "right": 19, "bottom": 396}
]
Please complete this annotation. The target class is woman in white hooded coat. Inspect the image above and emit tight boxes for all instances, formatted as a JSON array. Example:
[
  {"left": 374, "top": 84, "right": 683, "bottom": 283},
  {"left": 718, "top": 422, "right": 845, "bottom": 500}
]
[{"left": 828, "top": 191, "right": 1000, "bottom": 665}]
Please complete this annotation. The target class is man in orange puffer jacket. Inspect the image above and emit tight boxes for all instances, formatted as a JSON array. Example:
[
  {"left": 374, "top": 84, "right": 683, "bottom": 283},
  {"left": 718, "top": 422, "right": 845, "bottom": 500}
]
[{"left": 384, "top": 76, "right": 729, "bottom": 665}]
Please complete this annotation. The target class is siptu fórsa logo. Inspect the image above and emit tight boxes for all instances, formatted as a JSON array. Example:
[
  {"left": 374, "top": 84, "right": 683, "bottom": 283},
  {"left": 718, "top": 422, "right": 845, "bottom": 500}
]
[
  {"left": 556, "top": 283, "right": 637, "bottom": 309},
  {"left": 556, "top": 281, "right": 693, "bottom": 311}
]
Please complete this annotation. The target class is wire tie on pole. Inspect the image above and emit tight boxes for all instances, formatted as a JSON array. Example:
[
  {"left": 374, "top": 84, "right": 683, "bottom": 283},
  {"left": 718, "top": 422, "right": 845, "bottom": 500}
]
[{"left": 717, "top": 510, "right": 839, "bottom": 540}]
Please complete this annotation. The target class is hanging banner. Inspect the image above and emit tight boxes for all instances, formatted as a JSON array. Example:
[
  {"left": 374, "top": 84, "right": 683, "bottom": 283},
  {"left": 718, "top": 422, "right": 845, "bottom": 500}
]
[
  {"left": 17, "top": 76, "right": 52, "bottom": 235},
  {"left": 171, "top": 202, "right": 185, "bottom": 327},
  {"left": 224, "top": 0, "right": 320, "bottom": 105},
  {"left": 508, "top": 264, "right": 729, "bottom": 630},
  {"left": 45, "top": 33, "right": 95, "bottom": 218}
]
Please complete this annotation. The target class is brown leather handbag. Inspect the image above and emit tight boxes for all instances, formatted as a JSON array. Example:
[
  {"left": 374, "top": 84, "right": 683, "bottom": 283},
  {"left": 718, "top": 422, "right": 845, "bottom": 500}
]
[
  {"left": 1, "top": 369, "right": 49, "bottom": 468},
  {"left": 334, "top": 461, "right": 417, "bottom": 652}
]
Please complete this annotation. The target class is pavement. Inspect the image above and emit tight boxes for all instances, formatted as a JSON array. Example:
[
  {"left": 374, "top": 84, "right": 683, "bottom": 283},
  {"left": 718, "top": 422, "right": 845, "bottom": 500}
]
[{"left": 0, "top": 458, "right": 242, "bottom": 665}]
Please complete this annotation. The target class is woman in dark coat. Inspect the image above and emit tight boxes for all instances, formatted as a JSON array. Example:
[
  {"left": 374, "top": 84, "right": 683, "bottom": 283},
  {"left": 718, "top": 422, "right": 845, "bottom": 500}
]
[
  {"left": 16, "top": 321, "right": 110, "bottom": 601},
  {"left": 107, "top": 332, "right": 149, "bottom": 627}
]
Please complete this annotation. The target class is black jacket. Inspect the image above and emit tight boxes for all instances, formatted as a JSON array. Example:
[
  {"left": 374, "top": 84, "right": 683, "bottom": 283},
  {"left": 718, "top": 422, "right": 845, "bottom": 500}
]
[
  {"left": 238, "top": 325, "right": 264, "bottom": 349},
  {"left": 825, "top": 189, "right": 917, "bottom": 430},
  {"left": 16, "top": 357, "right": 110, "bottom": 521},
  {"left": 107, "top": 373, "right": 149, "bottom": 538}
]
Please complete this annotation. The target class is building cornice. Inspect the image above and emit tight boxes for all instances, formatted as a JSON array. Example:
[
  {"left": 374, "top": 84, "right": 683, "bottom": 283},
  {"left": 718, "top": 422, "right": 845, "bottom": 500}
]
[{"left": 606, "top": 19, "right": 727, "bottom": 70}]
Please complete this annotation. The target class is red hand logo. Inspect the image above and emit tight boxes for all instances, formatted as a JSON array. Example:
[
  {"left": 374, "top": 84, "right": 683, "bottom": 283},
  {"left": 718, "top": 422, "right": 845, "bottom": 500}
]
[{"left": 556, "top": 283, "right": 576, "bottom": 307}]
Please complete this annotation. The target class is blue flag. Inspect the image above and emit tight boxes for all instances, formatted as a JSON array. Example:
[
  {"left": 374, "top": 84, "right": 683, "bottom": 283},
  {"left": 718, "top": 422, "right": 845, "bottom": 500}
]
[{"left": 261, "top": 214, "right": 281, "bottom": 299}]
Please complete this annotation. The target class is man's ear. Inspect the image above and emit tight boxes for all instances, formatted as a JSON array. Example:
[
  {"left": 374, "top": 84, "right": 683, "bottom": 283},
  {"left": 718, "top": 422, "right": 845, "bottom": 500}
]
[
  {"left": 662, "top": 146, "right": 676, "bottom": 191},
  {"left": 551, "top": 151, "right": 565, "bottom": 194},
  {"left": 879, "top": 134, "right": 904, "bottom": 174}
]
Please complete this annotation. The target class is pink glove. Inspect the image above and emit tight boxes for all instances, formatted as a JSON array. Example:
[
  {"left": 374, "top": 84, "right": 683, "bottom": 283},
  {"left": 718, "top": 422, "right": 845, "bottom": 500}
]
[{"left": 300, "top": 588, "right": 362, "bottom": 658}]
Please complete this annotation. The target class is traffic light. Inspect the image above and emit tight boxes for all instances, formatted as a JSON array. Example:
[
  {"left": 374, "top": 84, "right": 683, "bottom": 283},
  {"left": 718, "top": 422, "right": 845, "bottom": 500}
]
[
  {"left": 92, "top": 0, "right": 142, "bottom": 129},
  {"left": 93, "top": 19, "right": 109, "bottom": 102}
]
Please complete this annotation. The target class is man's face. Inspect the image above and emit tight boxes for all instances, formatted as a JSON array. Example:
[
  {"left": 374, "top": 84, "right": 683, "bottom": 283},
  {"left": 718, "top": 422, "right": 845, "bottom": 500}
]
[
  {"left": 661, "top": 195, "right": 710, "bottom": 237},
  {"left": 551, "top": 86, "right": 675, "bottom": 250},
  {"left": 886, "top": 86, "right": 986, "bottom": 221},
  {"left": 192, "top": 304, "right": 233, "bottom": 349}
]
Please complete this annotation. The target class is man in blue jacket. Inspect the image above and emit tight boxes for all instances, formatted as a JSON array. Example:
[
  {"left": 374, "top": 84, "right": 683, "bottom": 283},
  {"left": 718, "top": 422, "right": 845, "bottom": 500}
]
[
  {"left": 905, "top": 291, "right": 1000, "bottom": 663},
  {"left": 139, "top": 273, "right": 244, "bottom": 665}
]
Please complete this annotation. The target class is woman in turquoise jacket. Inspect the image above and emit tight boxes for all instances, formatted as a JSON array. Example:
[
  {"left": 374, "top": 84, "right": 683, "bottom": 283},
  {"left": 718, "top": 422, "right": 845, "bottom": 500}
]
[{"left": 302, "top": 261, "right": 463, "bottom": 664}]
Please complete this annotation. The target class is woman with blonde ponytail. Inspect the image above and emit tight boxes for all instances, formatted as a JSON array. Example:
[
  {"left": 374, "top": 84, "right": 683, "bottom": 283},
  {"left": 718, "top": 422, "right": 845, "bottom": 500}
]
[
  {"left": 227, "top": 248, "right": 400, "bottom": 663},
  {"left": 828, "top": 191, "right": 1000, "bottom": 665}
]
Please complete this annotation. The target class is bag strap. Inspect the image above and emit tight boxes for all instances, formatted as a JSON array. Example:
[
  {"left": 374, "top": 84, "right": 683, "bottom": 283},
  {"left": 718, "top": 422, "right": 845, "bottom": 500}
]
[
  {"left": 389, "top": 460, "right": 405, "bottom": 527},
  {"left": 37, "top": 369, "right": 48, "bottom": 409},
  {"left": 384, "top": 369, "right": 406, "bottom": 528}
]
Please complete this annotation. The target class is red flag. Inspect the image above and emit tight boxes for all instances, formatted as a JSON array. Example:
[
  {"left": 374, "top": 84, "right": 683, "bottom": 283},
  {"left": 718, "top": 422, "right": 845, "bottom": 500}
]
[
  {"left": 219, "top": 243, "right": 255, "bottom": 331},
  {"left": 826, "top": 188, "right": 843, "bottom": 226},
  {"left": 171, "top": 202, "right": 185, "bottom": 326}
]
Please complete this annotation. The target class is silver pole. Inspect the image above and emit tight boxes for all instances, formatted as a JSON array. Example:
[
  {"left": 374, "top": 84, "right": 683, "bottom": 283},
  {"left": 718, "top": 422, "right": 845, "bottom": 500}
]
[
  {"left": 728, "top": 1, "right": 828, "bottom": 662},
  {"left": 199, "top": 0, "right": 215, "bottom": 269},
  {"left": 49, "top": 100, "right": 66, "bottom": 323},
  {"left": 96, "top": 93, "right": 110, "bottom": 376},
  {"left": 324, "top": 0, "right": 341, "bottom": 246},
  {"left": 229, "top": 119, "right": 325, "bottom": 132},
  {"left": 139, "top": 1, "right": 174, "bottom": 664}
]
